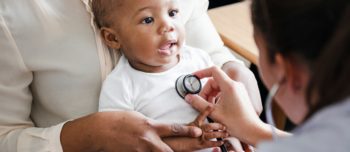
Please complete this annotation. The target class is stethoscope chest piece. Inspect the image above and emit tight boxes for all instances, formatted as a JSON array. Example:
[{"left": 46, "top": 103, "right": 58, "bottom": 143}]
[{"left": 175, "top": 74, "right": 202, "bottom": 98}]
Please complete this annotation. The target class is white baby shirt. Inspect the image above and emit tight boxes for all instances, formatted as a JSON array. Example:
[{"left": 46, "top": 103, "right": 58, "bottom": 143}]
[{"left": 99, "top": 45, "right": 213, "bottom": 124}]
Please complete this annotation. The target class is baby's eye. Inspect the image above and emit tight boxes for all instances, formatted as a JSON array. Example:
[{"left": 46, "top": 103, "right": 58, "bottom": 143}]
[
  {"left": 142, "top": 17, "right": 154, "bottom": 24},
  {"left": 169, "top": 9, "right": 179, "bottom": 17}
]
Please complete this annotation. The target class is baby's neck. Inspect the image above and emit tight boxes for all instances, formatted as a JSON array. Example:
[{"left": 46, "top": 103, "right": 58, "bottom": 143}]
[{"left": 128, "top": 54, "right": 180, "bottom": 73}]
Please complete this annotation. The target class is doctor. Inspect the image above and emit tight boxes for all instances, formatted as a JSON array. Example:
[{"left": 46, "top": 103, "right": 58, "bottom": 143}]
[{"left": 187, "top": 0, "right": 350, "bottom": 151}]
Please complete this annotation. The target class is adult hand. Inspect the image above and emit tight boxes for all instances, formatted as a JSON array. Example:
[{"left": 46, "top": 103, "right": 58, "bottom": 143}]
[
  {"left": 222, "top": 61, "right": 262, "bottom": 115},
  {"left": 186, "top": 66, "right": 271, "bottom": 146},
  {"left": 61, "top": 111, "right": 202, "bottom": 152}
]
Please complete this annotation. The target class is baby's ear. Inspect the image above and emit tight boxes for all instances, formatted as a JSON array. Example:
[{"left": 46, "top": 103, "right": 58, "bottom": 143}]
[{"left": 100, "top": 27, "right": 121, "bottom": 49}]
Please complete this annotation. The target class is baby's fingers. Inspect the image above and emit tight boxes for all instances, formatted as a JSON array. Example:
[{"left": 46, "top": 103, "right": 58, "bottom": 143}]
[
  {"left": 202, "top": 122, "right": 226, "bottom": 132},
  {"left": 202, "top": 131, "right": 229, "bottom": 140},
  {"left": 200, "top": 140, "right": 225, "bottom": 149}
]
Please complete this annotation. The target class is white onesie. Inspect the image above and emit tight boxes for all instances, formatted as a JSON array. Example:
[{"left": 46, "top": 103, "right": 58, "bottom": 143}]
[{"left": 99, "top": 45, "right": 213, "bottom": 124}]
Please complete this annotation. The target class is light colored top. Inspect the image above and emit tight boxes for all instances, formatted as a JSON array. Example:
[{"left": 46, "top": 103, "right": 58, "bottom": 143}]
[
  {"left": 99, "top": 46, "right": 212, "bottom": 124},
  {"left": 99, "top": 46, "right": 213, "bottom": 152},
  {"left": 208, "top": 1, "right": 259, "bottom": 65},
  {"left": 258, "top": 97, "right": 350, "bottom": 152},
  {"left": 0, "top": 0, "right": 241, "bottom": 151}
]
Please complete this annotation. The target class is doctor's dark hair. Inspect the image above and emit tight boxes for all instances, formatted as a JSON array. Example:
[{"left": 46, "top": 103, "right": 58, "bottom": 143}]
[
  {"left": 307, "top": 9, "right": 350, "bottom": 118},
  {"left": 251, "top": 0, "right": 350, "bottom": 120}
]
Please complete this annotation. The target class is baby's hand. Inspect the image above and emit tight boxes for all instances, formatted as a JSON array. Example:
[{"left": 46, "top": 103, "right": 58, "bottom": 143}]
[
  {"left": 164, "top": 106, "right": 228, "bottom": 151},
  {"left": 200, "top": 122, "right": 228, "bottom": 141}
]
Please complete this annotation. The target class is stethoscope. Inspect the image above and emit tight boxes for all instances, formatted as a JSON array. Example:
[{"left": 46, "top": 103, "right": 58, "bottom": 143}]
[
  {"left": 175, "top": 74, "right": 202, "bottom": 98},
  {"left": 175, "top": 74, "right": 228, "bottom": 152},
  {"left": 265, "top": 83, "right": 280, "bottom": 141}
]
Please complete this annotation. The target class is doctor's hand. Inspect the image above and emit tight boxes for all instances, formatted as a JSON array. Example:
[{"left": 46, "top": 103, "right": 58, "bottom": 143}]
[
  {"left": 186, "top": 66, "right": 270, "bottom": 146},
  {"left": 222, "top": 61, "right": 262, "bottom": 115}
]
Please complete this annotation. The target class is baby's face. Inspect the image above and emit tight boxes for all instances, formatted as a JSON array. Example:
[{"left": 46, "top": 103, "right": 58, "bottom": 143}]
[{"left": 108, "top": 0, "right": 185, "bottom": 72}]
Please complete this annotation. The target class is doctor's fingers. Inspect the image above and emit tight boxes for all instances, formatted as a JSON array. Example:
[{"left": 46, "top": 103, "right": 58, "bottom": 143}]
[
  {"left": 193, "top": 66, "right": 233, "bottom": 90},
  {"left": 199, "top": 78, "right": 220, "bottom": 102},
  {"left": 185, "top": 94, "right": 215, "bottom": 117},
  {"left": 190, "top": 105, "right": 215, "bottom": 127}
]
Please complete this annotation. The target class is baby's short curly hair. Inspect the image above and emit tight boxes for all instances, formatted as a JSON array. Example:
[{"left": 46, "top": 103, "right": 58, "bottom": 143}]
[{"left": 91, "top": 0, "right": 122, "bottom": 28}]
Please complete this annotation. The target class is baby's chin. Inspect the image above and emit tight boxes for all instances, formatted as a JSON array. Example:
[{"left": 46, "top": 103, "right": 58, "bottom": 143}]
[
  {"left": 159, "top": 53, "right": 179, "bottom": 64},
  {"left": 158, "top": 49, "right": 173, "bottom": 56},
  {"left": 154, "top": 53, "right": 179, "bottom": 69}
]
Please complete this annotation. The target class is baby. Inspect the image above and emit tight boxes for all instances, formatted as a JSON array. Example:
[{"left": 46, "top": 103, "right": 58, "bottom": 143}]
[{"left": 92, "top": 0, "right": 239, "bottom": 151}]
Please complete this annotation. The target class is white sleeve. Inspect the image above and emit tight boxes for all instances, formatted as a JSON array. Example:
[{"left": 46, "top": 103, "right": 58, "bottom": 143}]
[
  {"left": 0, "top": 15, "right": 64, "bottom": 152},
  {"left": 185, "top": 0, "right": 244, "bottom": 67},
  {"left": 195, "top": 47, "right": 215, "bottom": 67},
  {"left": 98, "top": 71, "right": 134, "bottom": 112},
  {"left": 202, "top": 48, "right": 215, "bottom": 67}
]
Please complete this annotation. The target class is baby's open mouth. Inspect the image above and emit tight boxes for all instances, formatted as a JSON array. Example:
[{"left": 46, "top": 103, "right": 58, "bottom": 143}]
[
  {"left": 170, "top": 42, "right": 176, "bottom": 48},
  {"left": 159, "top": 41, "right": 177, "bottom": 55},
  {"left": 160, "top": 41, "right": 177, "bottom": 50}
]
